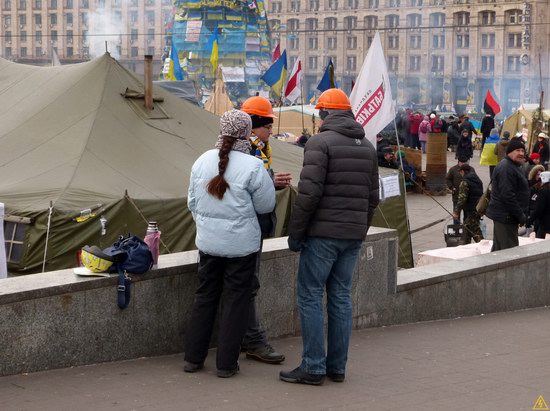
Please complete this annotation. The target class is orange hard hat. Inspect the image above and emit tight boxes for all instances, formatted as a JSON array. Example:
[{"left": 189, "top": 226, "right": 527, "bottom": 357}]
[
  {"left": 241, "top": 96, "right": 277, "bottom": 118},
  {"left": 315, "top": 88, "right": 352, "bottom": 110}
]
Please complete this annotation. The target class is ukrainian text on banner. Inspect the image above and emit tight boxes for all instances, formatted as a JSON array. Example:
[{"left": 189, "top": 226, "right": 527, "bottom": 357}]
[{"left": 349, "top": 31, "right": 395, "bottom": 147}]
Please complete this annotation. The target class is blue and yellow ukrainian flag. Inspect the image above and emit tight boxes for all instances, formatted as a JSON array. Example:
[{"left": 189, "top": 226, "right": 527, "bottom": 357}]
[
  {"left": 317, "top": 58, "right": 338, "bottom": 92},
  {"left": 260, "top": 50, "right": 287, "bottom": 97},
  {"left": 208, "top": 28, "right": 219, "bottom": 73},
  {"left": 166, "top": 44, "right": 184, "bottom": 81}
]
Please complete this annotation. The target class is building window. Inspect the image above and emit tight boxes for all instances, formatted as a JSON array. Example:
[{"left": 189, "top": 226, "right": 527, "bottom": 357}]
[
  {"left": 49, "top": 0, "right": 56, "bottom": 7},
  {"left": 309, "top": 0, "right": 319, "bottom": 10},
  {"left": 431, "top": 55, "right": 444, "bottom": 71},
  {"left": 271, "top": 2, "right": 281, "bottom": 12},
  {"left": 481, "top": 33, "right": 495, "bottom": 48},
  {"left": 65, "top": 0, "right": 72, "bottom": 7},
  {"left": 346, "top": 56, "right": 356, "bottom": 71},
  {"left": 366, "top": 35, "right": 373, "bottom": 48},
  {"left": 457, "top": 34, "right": 469, "bottom": 48},
  {"left": 507, "top": 33, "right": 521, "bottom": 48},
  {"left": 50, "top": 13, "right": 57, "bottom": 25},
  {"left": 344, "top": 16, "right": 357, "bottom": 30},
  {"left": 409, "top": 35, "right": 421, "bottom": 49},
  {"left": 508, "top": 9, "right": 522, "bottom": 24},
  {"left": 507, "top": 55, "right": 521, "bottom": 71},
  {"left": 67, "top": 46, "right": 73, "bottom": 56},
  {"left": 347, "top": 36, "right": 357, "bottom": 49},
  {"left": 5, "top": 47, "right": 12, "bottom": 57},
  {"left": 130, "top": 11, "right": 138, "bottom": 24},
  {"left": 66, "top": 13, "right": 72, "bottom": 25},
  {"left": 21, "top": 46, "right": 27, "bottom": 57},
  {"left": 131, "top": 29, "right": 138, "bottom": 42},
  {"left": 289, "top": 36, "right": 299, "bottom": 50},
  {"left": 388, "top": 35, "right": 399, "bottom": 49},
  {"left": 82, "top": 46, "right": 89, "bottom": 57},
  {"left": 455, "top": 12, "right": 470, "bottom": 25},
  {"left": 33, "top": 0, "right": 40, "bottom": 8},
  {"left": 305, "top": 18, "right": 317, "bottom": 31},
  {"left": 367, "top": 0, "right": 378, "bottom": 7},
  {"left": 407, "top": 14, "right": 421, "bottom": 27},
  {"left": 328, "top": 37, "right": 337, "bottom": 49},
  {"left": 290, "top": 0, "right": 300, "bottom": 11},
  {"left": 131, "top": 47, "right": 138, "bottom": 57},
  {"left": 410, "top": 0, "right": 422, "bottom": 5},
  {"left": 19, "top": 14, "right": 27, "bottom": 26},
  {"left": 456, "top": 55, "right": 469, "bottom": 71},
  {"left": 481, "top": 55, "right": 494, "bottom": 71},
  {"left": 21, "top": 31, "right": 27, "bottom": 41},
  {"left": 4, "top": 0, "right": 11, "bottom": 9},
  {"left": 147, "top": 28, "right": 154, "bottom": 42},
  {"left": 146, "top": 11, "right": 154, "bottom": 25},
  {"left": 35, "top": 30, "right": 41, "bottom": 41},
  {"left": 347, "top": 0, "right": 357, "bottom": 8},
  {"left": 409, "top": 55, "right": 420, "bottom": 71},
  {"left": 308, "top": 37, "right": 317, "bottom": 48},
  {"left": 480, "top": 11, "right": 495, "bottom": 25},
  {"left": 82, "top": 12, "right": 88, "bottom": 26},
  {"left": 34, "top": 14, "right": 41, "bottom": 25},
  {"left": 35, "top": 46, "right": 42, "bottom": 55},
  {"left": 388, "top": 55, "right": 398, "bottom": 71},
  {"left": 67, "top": 30, "right": 73, "bottom": 43},
  {"left": 82, "top": 29, "right": 88, "bottom": 43},
  {"left": 365, "top": 16, "right": 378, "bottom": 29},
  {"left": 288, "top": 19, "right": 299, "bottom": 31},
  {"left": 4, "top": 15, "right": 12, "bottom": 26},
  {"left": 325, "top": 17, "right": 337, "bottom": 30},
  {"left": 308, "top": 56, "right": 317, "bottom": 70},
  {"left": 431, "top": 13, "right": 445, "bottom": 26},
  {"left": 328, "top": 0, "right": 338, "bottom": 10},
  {"left": 51, "top": 30, "right": 57, "bottom": 40},
  {"left": 388, "top": 0, "right": 400, "bottom": 7},
  {"left": 97, "top": 0, "right": 105, "bottom": 7},
  {"left": 147, "top": 46, "right": 154, "bottom": 55},
  {"left": 18, "top": 0, "right": 26, "bottom": 9},
  {"left": 387, "top": 14, "right": 399, "bottom": 28},
  {"left": 4, "top": 219, "right": 28, "bottom": 264},
  {"left": 81, "top": 0, "right": 88, "bottom": 6},
  {"left": 433, "top": 34, "right": 444, "bottom": 48}
]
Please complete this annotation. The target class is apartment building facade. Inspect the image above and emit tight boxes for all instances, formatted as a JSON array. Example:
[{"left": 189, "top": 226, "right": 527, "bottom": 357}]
[
  {"left": 0, "top": 0, "right": 173, "bottom": 73},
  {"left": 268, "top": 0, "right": 550, "bottom": 115}
]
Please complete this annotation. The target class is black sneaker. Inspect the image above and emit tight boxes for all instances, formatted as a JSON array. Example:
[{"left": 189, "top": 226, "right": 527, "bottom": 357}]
[
  {"left": 279, "top": 367, "right": 325, "bottom": 385},
  {"left": 327, "top": 372, "right": 345, "bottom": 382},
  {"left": 183, "top": 361, "right": 204, "bottom": 373},
  {"left": 246, "top": 345, "right": 285, "bottom": 364},
  {"left": 217, "top": 366, "right": 239, "bottom": 378}
]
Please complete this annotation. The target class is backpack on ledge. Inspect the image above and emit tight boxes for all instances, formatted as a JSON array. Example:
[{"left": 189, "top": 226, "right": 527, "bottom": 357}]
[{"left": 103, "top": 234, "right": 154, "bottom": 309}]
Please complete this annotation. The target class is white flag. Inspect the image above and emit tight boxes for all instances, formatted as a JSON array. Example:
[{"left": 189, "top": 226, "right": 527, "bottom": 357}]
[
  {"left": 284, "top": 58, "right": 302, "bottom": 103},
  {"left": 349, "top": 31, "right": 395, "bottom": 146}
]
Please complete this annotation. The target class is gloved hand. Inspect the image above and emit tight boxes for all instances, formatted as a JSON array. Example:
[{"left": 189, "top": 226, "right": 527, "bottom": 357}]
[
  {"left": 287, "top": 236, "right": 304, "bottom": 252},
  {"left": 518, "top": 213, "right": 527, "bottom": 227}
]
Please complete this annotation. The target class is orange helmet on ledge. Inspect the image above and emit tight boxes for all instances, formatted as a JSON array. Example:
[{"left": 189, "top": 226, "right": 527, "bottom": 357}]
[
  {"left": 315, "top": 88, "right": 352, "bottom": 110},
  {"left": 241, "top": 96, "right": 277, "bottom": 118}
]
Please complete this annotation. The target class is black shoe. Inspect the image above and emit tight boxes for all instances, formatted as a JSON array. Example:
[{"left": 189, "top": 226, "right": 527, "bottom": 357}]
[
  {"left": 217, "top": 366, "right": 239, "bottom": 378},
  {"left": 246, "top": 345, "right": 285, "bottom": 364},
  {"left": 183, "top": 361, "right": 204, "bottom": 373},
  {"left": 279, "top": 367, "right": 325, "bottom": 385},
  {"left": 327, "top": 372, "right": 345, "bottom": 382}
]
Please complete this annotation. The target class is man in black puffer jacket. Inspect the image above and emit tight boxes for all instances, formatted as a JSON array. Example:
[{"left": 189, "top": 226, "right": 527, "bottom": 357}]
[
  {"left": 486, "top": 139, "right": 530, "bottom": 251},
  {"left": 452, "top": 164, "right": 484, "bottom": 243},
  {"left": 280, "top": 89, "right": 379, "bottom": 386}
]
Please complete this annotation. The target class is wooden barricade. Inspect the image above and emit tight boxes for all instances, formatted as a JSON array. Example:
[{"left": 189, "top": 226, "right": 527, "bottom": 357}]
[{"left": 425, "top": 132, "right": 448, "bottom": 194}]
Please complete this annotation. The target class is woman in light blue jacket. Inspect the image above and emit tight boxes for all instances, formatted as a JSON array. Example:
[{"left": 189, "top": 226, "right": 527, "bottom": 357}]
[{"left": 184, "top": 109, "right": 276, "bottom": 378}]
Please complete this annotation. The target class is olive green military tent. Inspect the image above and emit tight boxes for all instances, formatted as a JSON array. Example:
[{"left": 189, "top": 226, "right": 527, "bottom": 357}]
[
  {"left": 0, "top": 53, "right": 412, "bottom": 274},
  {"left": 501, "top": 105, "right": 550, "bottom": 152}
]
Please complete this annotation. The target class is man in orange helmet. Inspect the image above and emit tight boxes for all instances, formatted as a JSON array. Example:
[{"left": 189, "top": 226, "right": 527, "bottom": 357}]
[
  {"left": 239, "top": 95, "right": 290, "bottom": 365},
  {"left": 280, "top": 88, "right": 379, "bottom": 385}
]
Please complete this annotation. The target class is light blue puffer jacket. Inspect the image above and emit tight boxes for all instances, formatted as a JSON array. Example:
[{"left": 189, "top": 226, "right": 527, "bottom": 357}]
[{"left": 188, "top": 149, "right": 276, "bottom": 257}]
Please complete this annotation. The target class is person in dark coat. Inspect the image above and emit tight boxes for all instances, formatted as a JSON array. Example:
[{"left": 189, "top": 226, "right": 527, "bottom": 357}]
[
  {"left": 452, "top": 164, "right": 484, "bottom": 243},
  {"left": 527, "top": 164, "right": 545, "bottom": 235},
  {"left": 528, "top": 171, "right": 550, "bottom": 239},
  {"left": 376, "top": 133, "right": 390, "bottom": 162},
  {"left": 532, "top": 132, "right": 550, "bottom": 168},
  {"left": 446, "top": 156, "right": 473, "bottom": 222},
  {"left": 459, "top": 115, "right": 477, "bottom": 139},
  {"left": 486, "top": 139, "right": 530, "bottom": 251},
  {"left": 282, "top": 88, "right": 379, "bottom": 386},
  {"left": 379, "top": 147, "right": 399, "bottom": 169},
  {"left": 446, "top": 117, "right": 461, "bottom": 152},
  {"left": 456, "top": 129, "right": 473, "bottom": 161},
  {"left": 480, "top": 114, "right": 495, "bottom": 150}
]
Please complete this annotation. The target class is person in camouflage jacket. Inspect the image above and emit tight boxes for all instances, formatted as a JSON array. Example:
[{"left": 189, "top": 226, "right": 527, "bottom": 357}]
[{"left": 452, "top": 164, "right": 484, "bottom": 243}]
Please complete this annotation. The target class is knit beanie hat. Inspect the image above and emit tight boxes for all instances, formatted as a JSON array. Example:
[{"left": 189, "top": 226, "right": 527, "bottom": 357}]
[
  {"left": 506, "top": 138, "right": 526, "bottom": 154},
  {"left": 250, "top": 114, "right": 274, "bottom": 129},
  {"left": 220, "top": 109, "right": 252, "bottom": 140},
  {"left": 530, "top": 152, "right": 541, "bottom": 161}
]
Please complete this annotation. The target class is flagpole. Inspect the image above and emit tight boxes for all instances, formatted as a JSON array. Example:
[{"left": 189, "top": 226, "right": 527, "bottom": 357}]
[
  {"left": 300, "top": 82, "right": 305, "bottom": 134},
  {"left": 277, "top": 96, "right": 283, "bottom": 135}
]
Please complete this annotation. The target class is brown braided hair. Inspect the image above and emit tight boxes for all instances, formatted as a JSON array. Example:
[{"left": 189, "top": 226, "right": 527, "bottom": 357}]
[{"left": 207, "top": 135, "right": 236, "bottom": 200}]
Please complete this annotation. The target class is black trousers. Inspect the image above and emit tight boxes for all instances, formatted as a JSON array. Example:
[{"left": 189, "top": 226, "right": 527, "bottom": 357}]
[
  {"left": 184, "top": 251, "right": 256, "bottom": 371},
  {"left": 242, "top": 250, "right": 268, "bottom": 349},
  {"left": 491, "top": 221, "right": 519, "bottom": 251}
]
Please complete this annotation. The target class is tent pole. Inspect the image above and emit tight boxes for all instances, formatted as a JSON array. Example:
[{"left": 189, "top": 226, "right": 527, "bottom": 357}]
[
  {"left": 42, "top": 201, "right": 53, "bottom": 273},
  {"left": 300, "top": 82, "right": 305, "bottom": 133}
]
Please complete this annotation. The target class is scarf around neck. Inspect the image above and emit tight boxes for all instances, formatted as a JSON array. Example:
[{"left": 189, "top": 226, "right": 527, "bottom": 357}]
[
  {"left": 214, "top": 135, "right": 252, "bottom": 155},
  {"left": 250, "top": 136, "right": 272, "bottom": 170}
]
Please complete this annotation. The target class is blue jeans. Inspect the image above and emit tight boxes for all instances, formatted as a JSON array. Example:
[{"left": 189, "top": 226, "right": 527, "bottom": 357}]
[{"left": 297, "top": 237, "right": 363, "bottom": 375}]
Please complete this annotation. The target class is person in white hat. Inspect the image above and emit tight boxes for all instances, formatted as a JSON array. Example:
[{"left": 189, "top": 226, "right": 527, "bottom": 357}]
[{"left": 532, "top": 132, "right": 549, "bottom": 168}]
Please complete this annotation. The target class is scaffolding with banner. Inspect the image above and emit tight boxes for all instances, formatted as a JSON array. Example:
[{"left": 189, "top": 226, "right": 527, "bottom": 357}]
[{"left": 162, "top": 0, "right": 273, "bottom": 106}]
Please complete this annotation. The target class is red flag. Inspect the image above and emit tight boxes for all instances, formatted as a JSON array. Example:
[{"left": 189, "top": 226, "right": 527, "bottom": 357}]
[
  {"left": 284, "top": 59, "right": 302, "bottom": 103},
  {"left": 484, "top": 90, "right": 501, "bottom": 116},
  {"left": 272, "top": 43, "right": 280, "bottom": 63}
]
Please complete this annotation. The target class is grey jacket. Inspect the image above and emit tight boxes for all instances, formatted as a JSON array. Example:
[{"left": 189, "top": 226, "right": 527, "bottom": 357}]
[{"left": 288, "top": 110, "right": 380, "bottom": 241}]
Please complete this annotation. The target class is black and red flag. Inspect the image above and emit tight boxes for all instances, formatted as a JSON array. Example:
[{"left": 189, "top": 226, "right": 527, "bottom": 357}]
[{"left": 484, "top": 90, "right": 501, "bottom": 117}]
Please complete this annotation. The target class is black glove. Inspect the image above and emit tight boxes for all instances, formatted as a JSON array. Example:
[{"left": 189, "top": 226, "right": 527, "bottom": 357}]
[
  {"left": 287, "top": 236, "right": 303, "bottom": 252},
  {"left": 518, "top": 213, "right": 527, "bottom": 226}
]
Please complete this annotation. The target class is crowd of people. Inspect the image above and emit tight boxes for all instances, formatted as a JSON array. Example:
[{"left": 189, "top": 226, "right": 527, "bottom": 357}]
[{"left": 185, "top": 89, "right": 379, "bottom": 385}]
